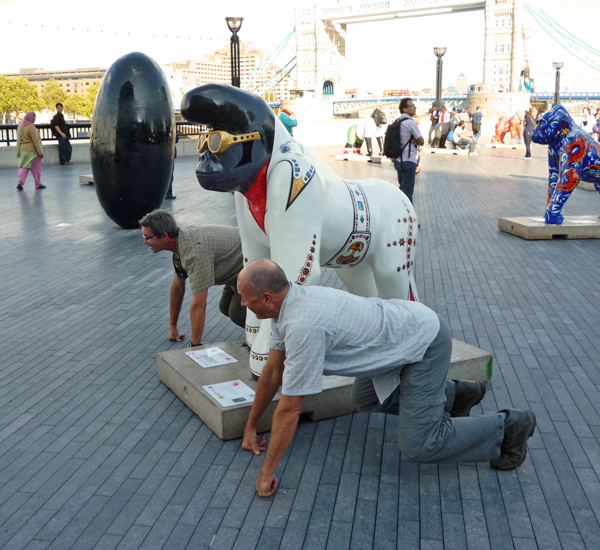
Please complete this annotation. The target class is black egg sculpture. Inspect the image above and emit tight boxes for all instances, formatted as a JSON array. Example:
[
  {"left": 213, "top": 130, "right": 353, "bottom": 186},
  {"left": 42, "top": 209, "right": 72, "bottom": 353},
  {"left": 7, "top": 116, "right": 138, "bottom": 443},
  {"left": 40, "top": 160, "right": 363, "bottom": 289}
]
[{"left": 91, "top": 52, "right": 175, "bottom": 229}]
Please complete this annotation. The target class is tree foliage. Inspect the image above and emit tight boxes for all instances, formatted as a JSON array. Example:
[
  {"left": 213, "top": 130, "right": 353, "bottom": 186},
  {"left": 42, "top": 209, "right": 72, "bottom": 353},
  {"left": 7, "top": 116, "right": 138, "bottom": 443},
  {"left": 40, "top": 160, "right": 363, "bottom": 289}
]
[
  {"left": 64, "top": 94, "right": 88, "bottom": 118},
  {"left": 84, "top": 82, "right": 100, "bottom": 118},
  {"left": 41, "top": 78, "right": 67, "bottom": 111},
  {"left": 86, "top": 82, "right": 99, "bottom": 105},
  {"left": 0, "top": 77, "right": 42, "bottom": 120},
  {"left": 0, "top": 76, "right": 10, "bottom": 123},
  {"left": 0, "top": 76, "right": 100, "bottom": 123}
]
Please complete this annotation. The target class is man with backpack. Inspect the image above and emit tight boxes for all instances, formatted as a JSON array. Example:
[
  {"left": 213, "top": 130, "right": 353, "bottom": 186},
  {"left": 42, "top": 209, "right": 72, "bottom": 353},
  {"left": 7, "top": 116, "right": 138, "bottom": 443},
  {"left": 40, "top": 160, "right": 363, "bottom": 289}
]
[{"left": 387, "top": 98, "right": 424, "bottom": 204}]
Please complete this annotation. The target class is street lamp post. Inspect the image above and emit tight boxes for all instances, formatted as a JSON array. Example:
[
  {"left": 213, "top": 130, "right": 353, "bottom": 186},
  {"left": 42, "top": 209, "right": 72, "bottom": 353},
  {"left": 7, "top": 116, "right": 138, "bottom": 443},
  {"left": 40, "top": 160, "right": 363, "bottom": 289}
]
[
  {"left": 226, "top": 17, "right": 244, "bottom": 88},
  {"left": 553, "top": 61, "right": 564, "bottom": 106},
  {"left": 434, "top": 47, "right": 447, "bottom": 104}
]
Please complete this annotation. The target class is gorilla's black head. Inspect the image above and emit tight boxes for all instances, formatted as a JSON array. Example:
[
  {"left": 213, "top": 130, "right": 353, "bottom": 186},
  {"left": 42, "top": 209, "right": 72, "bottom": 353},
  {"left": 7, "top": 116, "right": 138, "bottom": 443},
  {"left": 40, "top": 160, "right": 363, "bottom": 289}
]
[
  {"left": 181, "top": 84, "right": 275, "bottom": 193},
  {"left": 371, "top": 108, "right": 387, "bottom": 125}
]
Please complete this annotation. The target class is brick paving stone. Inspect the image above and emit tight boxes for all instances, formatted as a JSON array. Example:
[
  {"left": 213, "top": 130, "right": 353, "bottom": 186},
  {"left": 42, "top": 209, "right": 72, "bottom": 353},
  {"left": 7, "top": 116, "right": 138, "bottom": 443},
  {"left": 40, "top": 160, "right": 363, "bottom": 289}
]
[
  {"left": 332, "top": 471, "right": 360, "bottom": 524},
  {"left": 326, "top": 520, "right": 353, "bottom": 550},
  {"left": 349, "top": 498, "right": 376, "bottom": 549},
  {"left": 302, "top": 484, "right": 336, "bottom": 549},
  {"left": 278, "top": 509, "right": 310, "bottom": 550},
  {"left": 397, "top": 519, "right": 420, "bottom": 550},
  {"left": 113, "top": 524, "right": 151, "bottom": 550},
  {"left": 440, "top": 512, "right": 467, "bottom": 550},
  {"left": 230, "top": 499, "right": 272, "bottom": 550},
  {"left": 2, "top": 145, "right": 600, "bottom": 548},
  {"left": 137, "top": 503, "right": 185, "bottom": 550}
]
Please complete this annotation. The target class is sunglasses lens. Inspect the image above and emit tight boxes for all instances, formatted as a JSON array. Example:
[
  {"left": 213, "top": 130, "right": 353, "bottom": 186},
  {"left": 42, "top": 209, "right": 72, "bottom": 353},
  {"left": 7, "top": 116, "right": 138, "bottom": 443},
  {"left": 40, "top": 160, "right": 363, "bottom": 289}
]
[{"left": 208, "top": 132, "right": 222, "bottom": 153}]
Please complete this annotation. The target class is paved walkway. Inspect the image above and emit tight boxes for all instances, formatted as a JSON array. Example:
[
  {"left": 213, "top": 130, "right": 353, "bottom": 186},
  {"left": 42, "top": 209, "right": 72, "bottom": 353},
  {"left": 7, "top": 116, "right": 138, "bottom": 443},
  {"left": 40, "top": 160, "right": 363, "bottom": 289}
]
[{"left": 1, "top": 141, "right": 600, "bottom": 549}]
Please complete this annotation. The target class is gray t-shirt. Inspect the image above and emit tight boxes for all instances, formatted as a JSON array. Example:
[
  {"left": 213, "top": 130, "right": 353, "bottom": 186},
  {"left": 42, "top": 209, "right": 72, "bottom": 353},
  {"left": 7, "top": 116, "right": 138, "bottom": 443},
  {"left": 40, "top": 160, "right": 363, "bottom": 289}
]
[{"left": 270, "top": 284, "right": 440, "bottom": 403}]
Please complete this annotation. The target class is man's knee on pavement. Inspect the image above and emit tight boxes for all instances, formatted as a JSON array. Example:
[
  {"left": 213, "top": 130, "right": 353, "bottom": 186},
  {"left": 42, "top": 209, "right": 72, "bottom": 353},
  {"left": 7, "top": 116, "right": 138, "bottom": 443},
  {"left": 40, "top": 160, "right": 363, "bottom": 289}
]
[
  {"left": 397, "top": 406, "right": 445, "bottom": 463},
  {"left": 397, "top": 433, "right": 434, "bottom": 463}
]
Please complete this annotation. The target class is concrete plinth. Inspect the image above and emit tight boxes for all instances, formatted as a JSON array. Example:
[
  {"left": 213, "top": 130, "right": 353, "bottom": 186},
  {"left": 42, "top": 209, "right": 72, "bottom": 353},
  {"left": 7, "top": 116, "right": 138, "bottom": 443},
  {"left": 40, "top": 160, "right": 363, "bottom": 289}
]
[
  {"left": 422, "top": 147, "right": 468, "bottom": 156},
  {"left": 579, "top": 180, "right": 598, "bottom": 191},
  {"left": 157, "top": 338, "right": 493, "bottom": 440},
  {"left": 79, "top": 174, "right": 94, "bottom": 185},
  {"left": 499, "top": 216, "right": 600, "bottom": 239},
  {"left": 334, "top": 154, "right": 391, "bottom": 163},
  {"left": 485, "top": 143, "right": 524, "bottom": 149}
]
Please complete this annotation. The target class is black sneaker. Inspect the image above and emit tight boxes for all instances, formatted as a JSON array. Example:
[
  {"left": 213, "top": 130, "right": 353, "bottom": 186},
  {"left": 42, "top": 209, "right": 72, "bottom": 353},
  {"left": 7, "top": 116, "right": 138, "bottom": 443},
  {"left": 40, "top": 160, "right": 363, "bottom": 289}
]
[
  {"left": 450, "top": 380, "right": 486, "bottom": 417},
  {"left": 490, "top": 409, "right": 536, "bottom": 471}
]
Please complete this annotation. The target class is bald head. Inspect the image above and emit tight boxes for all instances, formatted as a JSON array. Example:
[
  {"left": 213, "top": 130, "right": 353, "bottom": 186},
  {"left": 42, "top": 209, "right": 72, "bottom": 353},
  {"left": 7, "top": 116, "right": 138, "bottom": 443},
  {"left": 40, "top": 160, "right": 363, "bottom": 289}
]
[
  {"left": 237, "top": 260, "right": 289, "bottom": 319},
  {"left": 241, "top": 259, "right": 289, "bottom": 295}
]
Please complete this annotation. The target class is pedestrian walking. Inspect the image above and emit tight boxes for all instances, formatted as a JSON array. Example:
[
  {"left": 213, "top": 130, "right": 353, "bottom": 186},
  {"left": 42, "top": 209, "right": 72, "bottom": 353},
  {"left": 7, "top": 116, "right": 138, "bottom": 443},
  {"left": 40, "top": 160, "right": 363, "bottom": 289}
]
[{"left": 16, "top": 112, "right": 46, "bottom": 191}]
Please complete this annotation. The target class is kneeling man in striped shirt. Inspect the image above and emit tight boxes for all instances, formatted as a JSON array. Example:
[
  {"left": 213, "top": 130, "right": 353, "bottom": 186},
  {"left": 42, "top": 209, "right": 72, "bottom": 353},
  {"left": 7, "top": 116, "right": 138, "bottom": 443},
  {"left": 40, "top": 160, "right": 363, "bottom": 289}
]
[{"left": 239, "top": 259, "right": 536, "bottom": 498}]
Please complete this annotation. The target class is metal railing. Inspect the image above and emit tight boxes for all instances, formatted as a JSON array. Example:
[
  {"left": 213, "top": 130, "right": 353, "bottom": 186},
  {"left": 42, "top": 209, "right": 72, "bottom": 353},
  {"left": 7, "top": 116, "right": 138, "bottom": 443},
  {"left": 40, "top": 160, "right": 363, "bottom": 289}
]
[{"left": 0, "top": 121, "right": 205, "bottom": 146}]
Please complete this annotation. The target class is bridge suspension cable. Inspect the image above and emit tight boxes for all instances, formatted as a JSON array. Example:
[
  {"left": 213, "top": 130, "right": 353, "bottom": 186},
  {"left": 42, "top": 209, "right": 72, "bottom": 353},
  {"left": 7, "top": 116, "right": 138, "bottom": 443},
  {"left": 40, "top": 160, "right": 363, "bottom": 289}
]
[
  {"left": 241, "top": 28, "right": 295, "bottom": 91},
  {"left": 524, "top": 4, "right": 600, "bottom": 74},
  {"left": 252, "top": 58, "right": 297, "bottom": 96}
]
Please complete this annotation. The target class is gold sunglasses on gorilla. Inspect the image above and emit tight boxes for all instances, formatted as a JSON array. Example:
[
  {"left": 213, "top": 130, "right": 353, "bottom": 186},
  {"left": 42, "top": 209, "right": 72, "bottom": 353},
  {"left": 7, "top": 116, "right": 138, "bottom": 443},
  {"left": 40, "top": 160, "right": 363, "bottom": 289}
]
[{"left": 197, "top": 130, "right": 261, "bottom": 154}]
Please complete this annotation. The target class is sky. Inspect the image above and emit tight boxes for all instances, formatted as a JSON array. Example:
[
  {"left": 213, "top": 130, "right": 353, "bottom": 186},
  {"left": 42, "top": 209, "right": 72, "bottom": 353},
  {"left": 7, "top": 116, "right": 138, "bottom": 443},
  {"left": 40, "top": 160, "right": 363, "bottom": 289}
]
[{"left": 1, "top": 0, "right": 598, "bottom": 95}]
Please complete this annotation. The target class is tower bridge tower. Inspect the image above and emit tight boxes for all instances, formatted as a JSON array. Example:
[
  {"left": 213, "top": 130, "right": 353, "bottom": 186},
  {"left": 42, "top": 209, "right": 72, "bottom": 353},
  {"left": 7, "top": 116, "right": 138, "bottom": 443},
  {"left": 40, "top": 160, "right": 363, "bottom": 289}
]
[
  {"left": 294, "top": 0, "right": 346, "bottom": 99},
  {"left": 483, "top": 0, "right": 529, "bottom": 92},
  {"left": 294, "top": 0, "right": 531, "bottom": 99}
]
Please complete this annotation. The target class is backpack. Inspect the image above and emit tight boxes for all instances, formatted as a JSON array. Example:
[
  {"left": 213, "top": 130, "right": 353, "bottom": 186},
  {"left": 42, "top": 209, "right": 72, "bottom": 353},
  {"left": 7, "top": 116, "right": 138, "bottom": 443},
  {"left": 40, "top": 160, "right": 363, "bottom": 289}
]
[{"left": 383, "top": 117, "right": 411, "bottom": 162}]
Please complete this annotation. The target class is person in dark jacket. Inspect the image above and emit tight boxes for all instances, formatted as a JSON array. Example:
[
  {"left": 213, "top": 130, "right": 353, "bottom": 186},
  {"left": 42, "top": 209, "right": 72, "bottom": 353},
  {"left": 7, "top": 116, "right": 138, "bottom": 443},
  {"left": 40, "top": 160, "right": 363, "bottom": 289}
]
[
  {"left": 51, "top": 103, "right": 72, "bottom": 165},
  {"left": 523, "top": 110, "right": 535, "bottom": 159}
]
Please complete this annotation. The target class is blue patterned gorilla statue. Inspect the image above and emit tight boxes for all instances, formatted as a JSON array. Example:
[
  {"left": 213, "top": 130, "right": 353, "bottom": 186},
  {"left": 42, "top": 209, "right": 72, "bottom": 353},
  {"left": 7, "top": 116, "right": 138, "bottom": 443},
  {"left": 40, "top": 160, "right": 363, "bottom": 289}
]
[{"left": 533, "top": 105, "right": 600, "bottom": 224}]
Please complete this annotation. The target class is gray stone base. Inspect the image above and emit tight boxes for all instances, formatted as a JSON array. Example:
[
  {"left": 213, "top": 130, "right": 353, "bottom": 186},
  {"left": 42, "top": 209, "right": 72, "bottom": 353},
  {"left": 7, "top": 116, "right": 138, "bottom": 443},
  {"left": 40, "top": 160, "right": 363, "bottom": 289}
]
[
  {"left": 334, "top": 154, "right": 391, "bottom": 163},
  {"left": 79, "top": 174, "right": 94, "bottom": 185},
  {"left": 485, "top": 143, "right": 524, "bottom": 149},
  {"left": 422, "top": 147, "right": 469, "bottom": 155},
  {"left": 499, "top": 216, "right": 600, "bottom": 240},
  {"left": 579, "top": 180, "right": 598, "bottom": 191},
  {"left": 157, "top": 338, "right": 493, "bottom": 440}
]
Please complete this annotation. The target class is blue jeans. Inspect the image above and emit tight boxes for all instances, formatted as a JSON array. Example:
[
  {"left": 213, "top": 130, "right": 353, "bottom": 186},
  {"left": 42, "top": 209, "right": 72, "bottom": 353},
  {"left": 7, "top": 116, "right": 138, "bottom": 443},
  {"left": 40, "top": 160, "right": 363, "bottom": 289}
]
[
  {"left": 456, "top": 137, "right": 476, "bottom": 153},
  {"left": 57, "top": 136, "right": 72, "bottom": 164},
  {"left": 394, "top": 160, "right": 417, "bottom": 204},
  {"left": 524, "top": 132, "right": 533, "bottom": 157}
]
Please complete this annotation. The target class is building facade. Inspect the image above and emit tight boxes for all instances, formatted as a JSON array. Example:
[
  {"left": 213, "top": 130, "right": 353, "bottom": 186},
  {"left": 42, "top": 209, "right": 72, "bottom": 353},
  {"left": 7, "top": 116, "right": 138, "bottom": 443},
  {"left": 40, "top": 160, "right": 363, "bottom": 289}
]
[
  {"left": 171, "top": 43, "right": 296, "bottom": 101},
  {"left": 3, "top": 67, "right": 105, "bottom": 96},
  {"left": 3, "top": 41, "right": 296, "bottom": 105}
]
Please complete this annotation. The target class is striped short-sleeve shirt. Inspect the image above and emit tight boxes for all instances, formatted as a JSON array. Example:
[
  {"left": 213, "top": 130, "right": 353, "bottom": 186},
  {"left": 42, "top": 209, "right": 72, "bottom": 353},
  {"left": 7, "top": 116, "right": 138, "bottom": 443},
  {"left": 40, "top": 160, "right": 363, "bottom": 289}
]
[
  {"left": 174, "top": 225, "right": 243, "bottom": 294},
  {"left": 270, "top": 284, "right": 440, "bottom": 403},
  {"left": 396, "top": 114, "right": 422, "bottom": 164}
]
